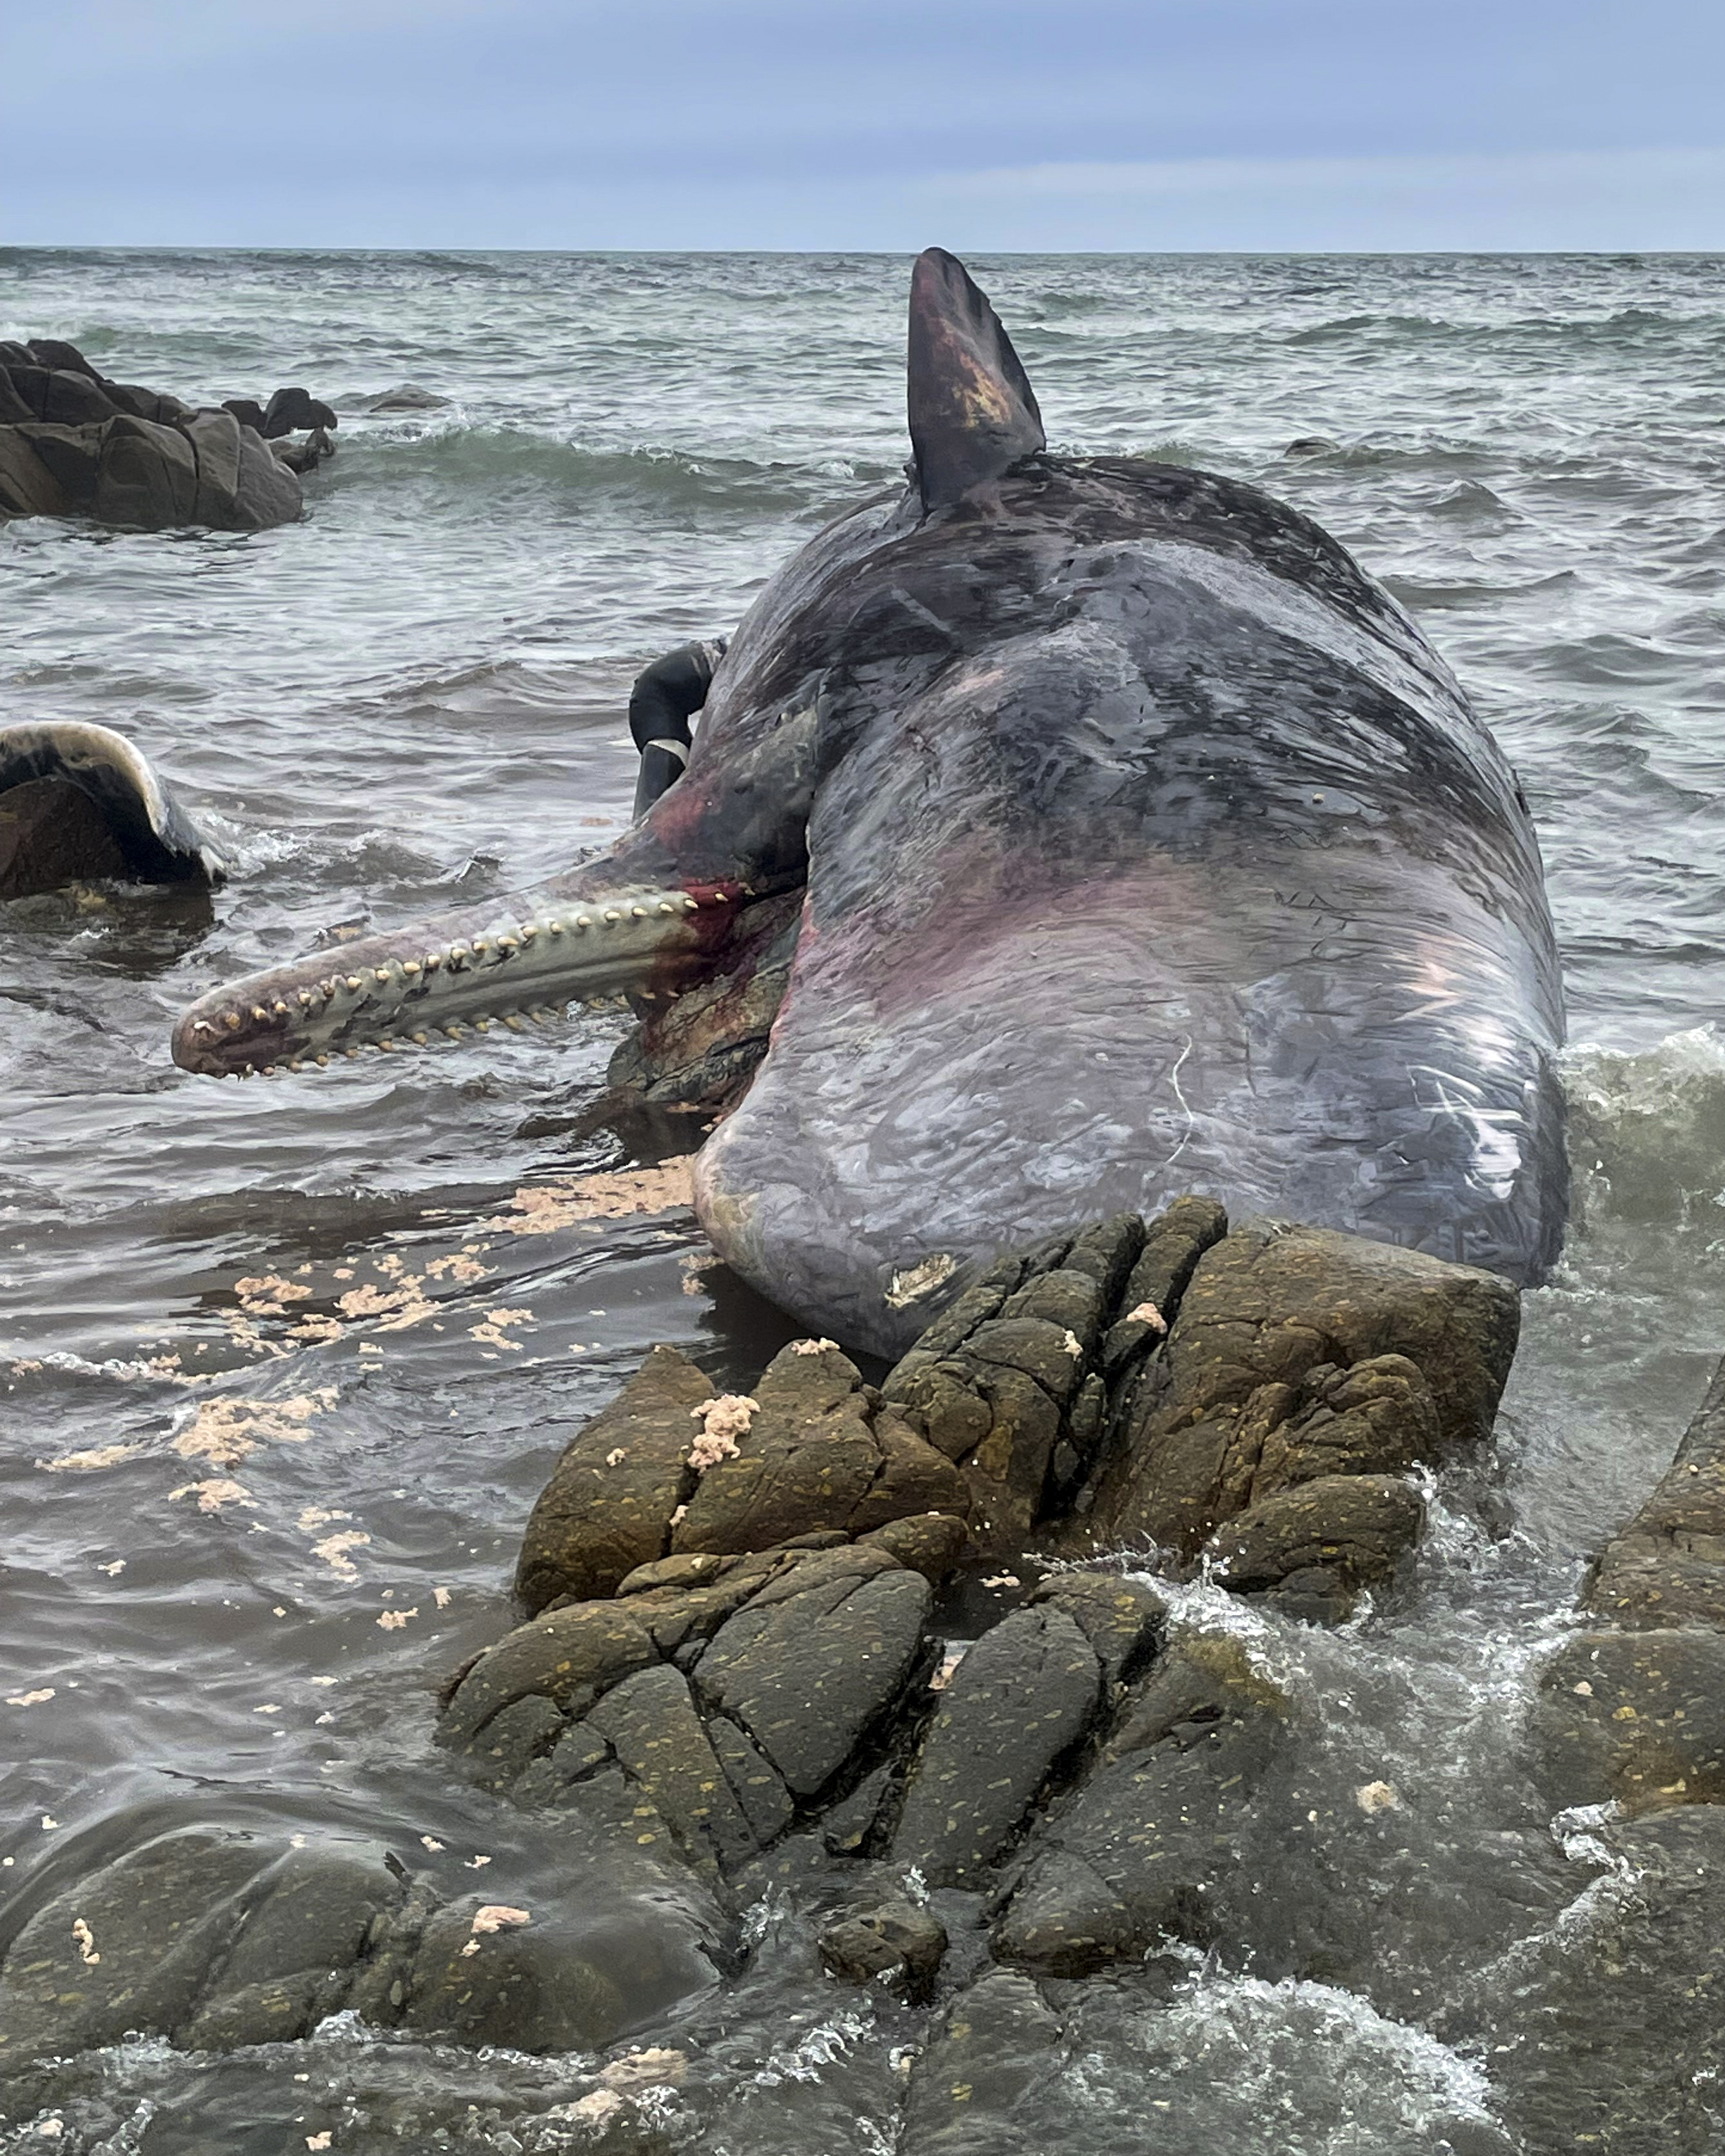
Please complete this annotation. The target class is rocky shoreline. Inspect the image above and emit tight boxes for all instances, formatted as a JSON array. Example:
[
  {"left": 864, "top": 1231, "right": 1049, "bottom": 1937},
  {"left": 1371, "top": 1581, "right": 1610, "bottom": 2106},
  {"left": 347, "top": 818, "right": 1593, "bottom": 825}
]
[
  {"left": 7, "top": 1197, "right": 1725, "bottom": 2145},
  {"left": 0, "top": 341, "right": 333, "bottom": 531},
  {"left": 1, "top": 1203, "right": 1531, "bottom": 2097}
]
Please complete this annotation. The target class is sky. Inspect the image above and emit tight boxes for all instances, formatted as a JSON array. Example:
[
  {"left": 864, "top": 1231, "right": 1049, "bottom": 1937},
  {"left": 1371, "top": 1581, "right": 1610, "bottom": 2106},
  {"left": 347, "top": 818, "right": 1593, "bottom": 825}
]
[{"left": 4, "top": 0, "right": 1723, "bottom": 252}]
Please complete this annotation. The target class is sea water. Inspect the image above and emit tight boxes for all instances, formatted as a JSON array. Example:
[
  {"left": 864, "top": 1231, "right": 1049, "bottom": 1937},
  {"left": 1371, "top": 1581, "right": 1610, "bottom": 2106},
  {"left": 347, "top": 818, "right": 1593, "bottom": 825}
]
[{"left": 3, "top": 248, "right": 1725, "bottom": 2151}]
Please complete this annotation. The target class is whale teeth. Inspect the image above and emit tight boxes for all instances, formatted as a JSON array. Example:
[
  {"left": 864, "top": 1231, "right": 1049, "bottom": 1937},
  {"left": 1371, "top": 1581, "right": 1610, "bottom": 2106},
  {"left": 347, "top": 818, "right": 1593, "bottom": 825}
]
[
  {"left": 250, "top": 1004, "right": 268, "bottom": 1022},
  {"left": 658, "top": 900, "right": 676, "bottom": 916},
  {"left": 346, "top": 974, "right": 362, "bottom": 991},
  {"left": 224, "top": 1013, "right": 242, "bottom": 1031},
  {"left": 411, "top": 1031, "right": 428, "bottom": 1044},
  {"left": 315, "top": 1054, "right": 330, "bottom": 1067},
  {"left": 475, "top": 1018, "right": 492, "bottom": 1033},
  {"left": 373, "top": 965, "right": 392, "bottom": 983},
  {"left": 297, "top": 989, "right": 315, "bottom": 1007},
  {"left": 192, "top": 1019, "right": 215, "bottom": 1036},
  {"left": 504, "top": 1014, "right": 528, "bottom": 1032},
  {"left": 548, "top": 919, "right": 566, "bottom": 936},
  {"left": 495, "top": 934, "right": 518, "bottom": 954},
  {"left": 575, "top": 915, "right": 591, "bottom": 931},
  {"left": 343, "top": 1047, "right": 360, "bottom": 1060},
  {"left": 402, "top": 960, "right": 421, "bottom": 976},
  {"left": 630, "top": 905, "right": 647, "bottom": 919},
  {"left": 603, "top": 909, "right": 621, "bottom": 924},
  {"left": 287, "top": 1060, "right": 303, "bottom": 1073},
  {"left": 471, "top": 938, "right": 490, "bottom": 956},
  {"left": 422, "top": 951, "right": 441, "bottom": 971},
  {"left": 443, "top": 1025, "right": 464, "bottom": 1040},
  {"left": 271, "top": 1000, "right": 289, "bottom": 1018}
]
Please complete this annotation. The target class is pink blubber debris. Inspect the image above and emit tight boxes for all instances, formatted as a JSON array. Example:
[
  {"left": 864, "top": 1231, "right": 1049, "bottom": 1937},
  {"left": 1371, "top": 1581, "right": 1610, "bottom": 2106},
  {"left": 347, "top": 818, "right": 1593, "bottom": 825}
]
[{"left": 687, "top": 1395, "right": 758, "bottom": 1470}]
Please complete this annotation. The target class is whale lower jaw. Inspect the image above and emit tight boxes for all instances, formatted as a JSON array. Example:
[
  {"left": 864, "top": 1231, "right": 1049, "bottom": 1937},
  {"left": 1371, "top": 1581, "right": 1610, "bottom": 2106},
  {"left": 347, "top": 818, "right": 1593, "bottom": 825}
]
[{"left": 170, "top": 882, "right": 745, "bottom": 1078}]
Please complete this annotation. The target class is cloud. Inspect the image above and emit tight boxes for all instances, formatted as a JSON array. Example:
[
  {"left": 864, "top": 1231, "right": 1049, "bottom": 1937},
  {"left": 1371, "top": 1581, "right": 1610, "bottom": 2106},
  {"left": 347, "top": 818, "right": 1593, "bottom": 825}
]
[{"left": 3, "top": 0, "right": 1722, "bottom": 248}]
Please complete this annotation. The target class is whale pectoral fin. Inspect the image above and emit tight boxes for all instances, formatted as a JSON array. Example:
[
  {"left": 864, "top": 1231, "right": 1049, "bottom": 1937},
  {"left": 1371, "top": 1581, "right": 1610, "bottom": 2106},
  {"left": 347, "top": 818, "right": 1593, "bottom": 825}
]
[
  {"left": 0, "top": 721, "right": 226, "bottom": 896},
  {"left": 908, "top": 247, "right": 1045, "bottom": 512}
]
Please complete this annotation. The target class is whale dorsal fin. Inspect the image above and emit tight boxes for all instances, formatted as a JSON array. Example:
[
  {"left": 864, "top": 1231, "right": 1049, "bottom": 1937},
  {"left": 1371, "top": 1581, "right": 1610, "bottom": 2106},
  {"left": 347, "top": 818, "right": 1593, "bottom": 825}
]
[{"left": 907, "top": 247, "right": 1045, "bottom": 511}]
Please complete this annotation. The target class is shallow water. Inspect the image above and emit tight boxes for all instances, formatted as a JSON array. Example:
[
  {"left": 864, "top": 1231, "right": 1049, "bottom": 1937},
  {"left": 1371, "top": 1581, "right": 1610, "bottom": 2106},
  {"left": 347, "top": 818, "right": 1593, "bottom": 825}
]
[{"left": 3, "top": 249, "right": 1725, "bottom": 2150}]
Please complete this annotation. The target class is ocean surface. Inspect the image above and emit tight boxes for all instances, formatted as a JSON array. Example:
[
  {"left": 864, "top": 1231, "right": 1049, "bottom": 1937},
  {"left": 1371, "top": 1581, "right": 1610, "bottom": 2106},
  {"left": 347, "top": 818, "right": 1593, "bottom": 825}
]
[{"left": 3, "top": 248, "right": 1725, "bottom": 2151}]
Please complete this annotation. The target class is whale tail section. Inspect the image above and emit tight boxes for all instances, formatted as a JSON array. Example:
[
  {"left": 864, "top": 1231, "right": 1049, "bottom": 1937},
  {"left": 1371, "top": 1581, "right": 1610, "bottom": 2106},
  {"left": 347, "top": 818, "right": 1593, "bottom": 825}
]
[
  {"left": 908, "top": 247, "right": 1045, "bottom": 511},
  {"left": 0, "top": 720, "right": 226, "bottom": 898}
]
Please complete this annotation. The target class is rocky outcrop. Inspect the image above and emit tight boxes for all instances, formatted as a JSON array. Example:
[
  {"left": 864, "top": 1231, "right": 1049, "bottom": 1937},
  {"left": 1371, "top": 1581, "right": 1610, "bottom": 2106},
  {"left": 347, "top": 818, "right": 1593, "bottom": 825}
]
[
  {"left": 516, "top": 1339, "right": 969, "bottom": 1611},
  {"left": 0, "top": 1821, "right": 719, "bottom": 2070},
  {"left": 1085, "top": 1219, "right": 1517, "bottom": 1608},
  {"left": 1533, "top": 1352, "right": 1725, "bottom": 1817},
  {"left": 444, "top": 1202, "right": 1512, "bottom": 1968},
  {"left": 0, "top": 1202, "right": 1523, "bottom": 2077},
  {"left": 0, "top": 339, "right": 333, "bottom": 531}
]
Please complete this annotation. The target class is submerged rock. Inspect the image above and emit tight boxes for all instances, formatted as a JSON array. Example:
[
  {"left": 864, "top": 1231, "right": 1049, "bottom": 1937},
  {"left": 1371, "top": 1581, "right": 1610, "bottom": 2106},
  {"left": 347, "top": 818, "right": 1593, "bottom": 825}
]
[
  {"left": 0, "top": 1819, "right": 720, "bottom": 2070},
  {"left": 817, "top": 1896, "right": 947, "bottom": 1997},
  {"left": 1585, "top": 1355, "right": 1725, "bottom": 1627}
]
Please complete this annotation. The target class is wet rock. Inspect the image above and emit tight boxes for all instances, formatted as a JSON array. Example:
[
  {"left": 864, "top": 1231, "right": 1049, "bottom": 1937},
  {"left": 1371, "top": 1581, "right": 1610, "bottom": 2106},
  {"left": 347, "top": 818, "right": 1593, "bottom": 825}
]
[
  {"left": 693, "top": 1549, "right": 932, "bottom": 1798},
  {"left": 399, "top": 1899, "right": 622, "bottom": 2054},
  {"left": 900, "top": 1968, "right": 1067, "bottom": 2155},
  {"left": 1099, "top": 1192, "right": 1228, "bottom": 1380},
  {"left": 1533, "top": 1627, "right": 1725, "bottom": 1813},
  {"left": 0, "top": 338, "right": 330, "bottom": 531},
  {"left": 260, "top": 384, "right": 337, "bottom": 437},
  {"left": 585, "top": 1663, "right": 769, "bottom": 1875},
  {"left": 1586, "top": 1355, "right": 1725, "bottom": 1627},
  {"left": 440, "top": 1598, "right": 657, "bottom": 1755},
  {"left": 0, "top": 427, "right": 72, "bottom": 517},
  {"left": 672, "top": 1341, "right": 969, "bottom": 1556},
  {"left": 992, "top": 1632, "right": 1291, "bottom": 1975},
  {"left": 1090, "top": 1219, "right": 1515, "bottom": 1555},
  {"left": 1202, "top": 1470, "right": 1426, "bottom": 1620},
  {"left": 517, "top": 1342, "right": 971, "bottom": 1619},
  {"left": 892, "top": 1607, "right": 1101, "bottom": 1886},
  {"left": 92, "top": 412, "right": 199, "bottom": 527},
  {"left": 0, "top": 1828, "right": 403, "bottom": 2066},
  {"left": 883, "top": 1214, "right": 1150, "bottom": 1543},
  {"left": 1027, "top": 1570, "right": 1165, "bottom": 1689},
  {"left": 271, "top": 422, "right": 337, "bottom": 475},
  {"left": 515, "top": 1344, "right": 715, "bottom": 1611},
  {"left": 817, "top": 1896, "right": 947, "bottom": 1997},
  {"left": 1478, "top": 1806, "right": 1725, "bottom": 2155},
  {"left": 363, "top": 381, "right": 451, "bottom": 412}
]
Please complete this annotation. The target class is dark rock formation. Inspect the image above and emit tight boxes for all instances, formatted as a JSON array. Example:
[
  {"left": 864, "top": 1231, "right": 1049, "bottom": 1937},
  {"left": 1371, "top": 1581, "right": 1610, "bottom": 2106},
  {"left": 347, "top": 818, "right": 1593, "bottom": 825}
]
[
  {"left": 0, "top": 338, "right": 333, "bottom": 532},
  {"left": 891, "top": 1606, "right": 1101, "bottom": 1887},
  {"left": 517, "top": 1339, "right": 967, "bottom": 1612},
  {"left": 1584, "top": 1354, "right": 1725, "bottom": 1628},
  {"left": 0, "top": 1821, "right": 716, "bottom": 2070},
  {"left": 817, "top": 1895, "right": 947, "bottom": 1997},
  {"left": 1534, "top": 1351, "right": 1725, "bottom": 1819},
  {"left": 1086, "top": 1219, "right": 1517, "bottom": 1601},
  {"left": 1, "top": 1202, "right": 1521, "bottom": 2079}
]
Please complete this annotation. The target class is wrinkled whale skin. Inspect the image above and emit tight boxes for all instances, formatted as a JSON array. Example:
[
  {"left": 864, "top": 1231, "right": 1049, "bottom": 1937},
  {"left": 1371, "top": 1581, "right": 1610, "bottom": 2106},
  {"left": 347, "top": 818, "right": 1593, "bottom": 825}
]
[
  {"left": 672, "top": 453, "right": 1566, "bottom": 1351},
  {"left": 172, "top": 256, "right": 1566, "bottom": 1358}
]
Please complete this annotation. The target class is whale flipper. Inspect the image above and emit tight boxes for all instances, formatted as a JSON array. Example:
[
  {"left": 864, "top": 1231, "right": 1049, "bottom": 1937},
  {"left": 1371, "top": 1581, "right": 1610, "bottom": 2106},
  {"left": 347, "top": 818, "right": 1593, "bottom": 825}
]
[
  {"left": 0, "top": 722, "right": 226, "bottom": 898},
  {"left": 907, "top": 246, "right": 1045, "bottom": 510}
]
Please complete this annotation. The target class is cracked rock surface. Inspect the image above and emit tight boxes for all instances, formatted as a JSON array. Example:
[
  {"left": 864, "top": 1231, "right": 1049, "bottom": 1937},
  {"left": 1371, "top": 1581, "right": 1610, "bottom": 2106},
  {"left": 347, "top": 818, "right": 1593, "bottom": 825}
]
[{"left": 0, "top": 1200, "right": 1517, "bottom": 2075}]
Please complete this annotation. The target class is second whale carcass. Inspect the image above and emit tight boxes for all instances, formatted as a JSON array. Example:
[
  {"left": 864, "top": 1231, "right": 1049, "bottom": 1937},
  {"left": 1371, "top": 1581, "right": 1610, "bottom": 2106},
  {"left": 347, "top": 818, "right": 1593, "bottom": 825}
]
[{"left": 172, "top": 250, "right": 1567, "bottom": 1357}]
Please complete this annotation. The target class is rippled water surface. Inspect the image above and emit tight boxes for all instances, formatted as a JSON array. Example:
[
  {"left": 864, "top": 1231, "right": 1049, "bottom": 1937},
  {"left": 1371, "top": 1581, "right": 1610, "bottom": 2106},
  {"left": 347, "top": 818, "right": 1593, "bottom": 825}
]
[{"left": 4, "top": 249, "right": 1725, "bottom": 2151}]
